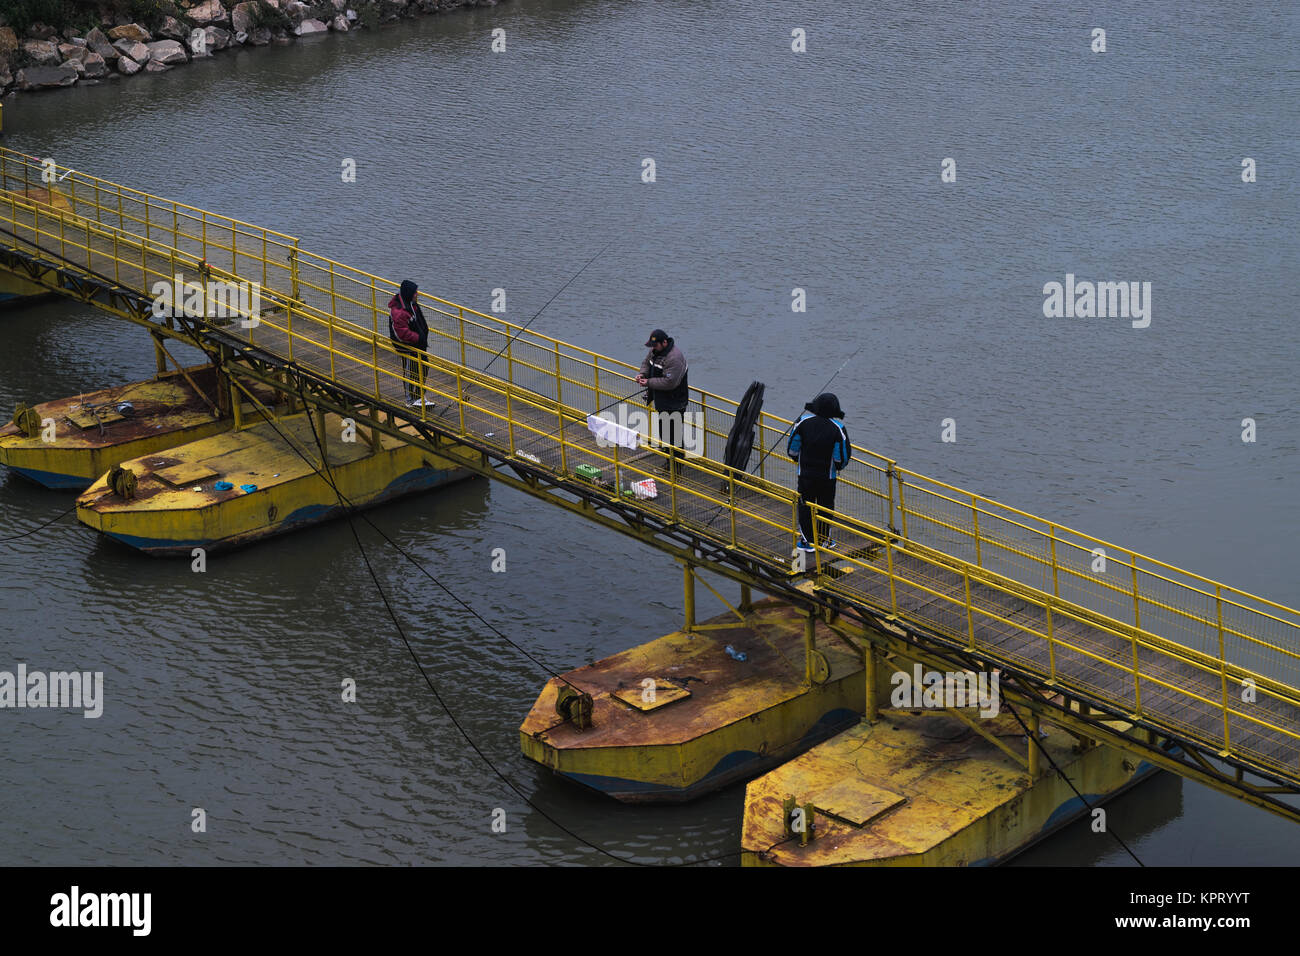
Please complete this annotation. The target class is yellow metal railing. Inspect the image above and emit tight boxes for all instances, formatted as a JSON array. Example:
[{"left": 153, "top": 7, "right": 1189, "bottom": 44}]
[
  {"left": 807, "top": 501, "right": 1300, "bottom": 779},
  {"left": 4, "top": 145, "right": 1300, "bottom": 780}
]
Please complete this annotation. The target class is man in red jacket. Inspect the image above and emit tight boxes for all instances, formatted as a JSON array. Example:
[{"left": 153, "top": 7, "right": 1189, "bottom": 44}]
[{"left": 388, "top": 279, "right": 430, "bottom": 406}]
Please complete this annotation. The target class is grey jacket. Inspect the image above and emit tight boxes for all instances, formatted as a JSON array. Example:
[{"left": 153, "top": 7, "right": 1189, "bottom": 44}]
[{"left": 639, "top": 340, "right": 689, "bottom": 412}]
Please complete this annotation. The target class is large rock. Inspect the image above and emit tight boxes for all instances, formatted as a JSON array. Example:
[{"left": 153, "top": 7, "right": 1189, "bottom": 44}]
[
  {"left": 158, "top": 16, "right": 188, "bottom": 40},
  {"left": 0, "top": 27, "right": 18, "bottom": 54},
  {"left": 81, "top": 51, "right": 109, "bottom": 78},
  {"left": 147, "top": 39, "right": 188, "bottom": 64},
  {"left": 230, "top": 1, "right": 258, "bottom": 35},
  {"left": 112, "top": 39, "right": 151, "bottom": 64},
  {"left": 85, "top": 28, "right": 117, "bottom": 60},
  {"left": 60, "top": 57, "right": 85, "bottom": 77},
  {"left": 107, "top": 23, "right": 151, "bottom": 43},
  {"left": 189, "top": 0, "right": 230, "bottom": 25},
  {"left": 116, "top": 55, "right": 141, "bottom": 75},
  {"left": 16, "top": 64, "right": 78, "bottom": 89},
  {"left": 21, "top": 39, "right": 60, "bottom": 65},
  {"left": 144, "top": 59, "right": 170, "bottom": 72},
  {"left": 294, "top": 18, "right": 328, "bottom": 35},
  {"left": 203, "top": 26, "right": 233, "bottom": 49},
  {"left": 26, "top": 23, "right": 58, "bottom": 40},
  {"left": 284, "top": 1, "right": 310, "bottom": 20},
  {"left": 58, "top": 43, "right": 88, "bottom": 61}
]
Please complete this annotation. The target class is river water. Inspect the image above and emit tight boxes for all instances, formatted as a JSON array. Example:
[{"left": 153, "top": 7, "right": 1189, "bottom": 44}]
[{"left": 2, "top": 0, "right": 1297, "bottom": 865}]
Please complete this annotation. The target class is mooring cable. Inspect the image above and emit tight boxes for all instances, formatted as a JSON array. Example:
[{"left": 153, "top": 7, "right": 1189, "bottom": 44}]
[
  {"left": 0, "top": 502, "right": 77, "bottom": 542},
  {"left": 998, "top": 691, "right": 1146, "bottom": 866},
  {"left": 232, "top": 381, "right": 741, "bottom": 865}
]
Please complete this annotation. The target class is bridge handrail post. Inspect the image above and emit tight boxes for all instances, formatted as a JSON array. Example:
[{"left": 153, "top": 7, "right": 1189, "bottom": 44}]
[
  {"left": 1048, "top": 523, "right": 1060, "bottom": 597},
  {"left": 557, "top": 400, "right": 568, "bottom": 475},
  {"left": 290, "top": 239, "right": 301, "bottom": 301},
  {"left": 1130, "top": 553, "right": 1142, "bottom": 629},
  {"left": 963, "top": 568, "right": 976, "bottom": 651},
  {"left": 370, "top": 277, "right": 381, "bottom": 399},
  {"left": 669, "top": 451, "right": 679, "bottom": 523},
  {"left": 1130, "top": 620, "right": 1143, "bottom": 718},
  {"left": 456, "top": 368, "right": 466, "bottom": 435},
  {"left": 139, "top": 225, "right": 148, "bottom": 300},
  {"left": 971, "top": 493, "right": 982, "bottom": 567},
  {"left": 883, "top": 524, "right": 899, "bottom": 613},
  {"left": 327, "top": 265, "right": 338, "bottom": 380},
  {"left": 1217, "top": 583, "right": 1231, "bottom": 751},
  {"left": 505, "top": 387, "right": 517, "bottom": 454},
  {"left": 554, "top": 342, "right": 562, "bottom": 406},
  {"left": 458, "top": 309, "right": 466, "bottom": 368},
  {"left": 896, "top": 468, "right": 910, "bottom": 540},
  {"left": 1046, "top": 605, "right": 1057, "bottom": 682},
  {"left": 729, "top": 468, "right": 738, "bottom": 548}
]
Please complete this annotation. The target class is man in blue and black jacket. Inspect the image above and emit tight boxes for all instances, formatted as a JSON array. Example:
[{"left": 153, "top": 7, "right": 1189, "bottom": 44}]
[{"left": 787, "top": 392, "right": 850, "bottom": 551}]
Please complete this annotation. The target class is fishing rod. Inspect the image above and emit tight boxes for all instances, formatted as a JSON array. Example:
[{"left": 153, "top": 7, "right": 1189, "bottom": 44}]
[
  {"left": 701, "top": 345, "right": 863, "bottom": 531},
  {"left": 437, "top": 239, "right": 613, "bottom": 417},
  {"left": 479, "top": 239, "right": 614, "bottom": 377},
  {"left": 745, "top": 345, "right": 863, "bottom": 476}
]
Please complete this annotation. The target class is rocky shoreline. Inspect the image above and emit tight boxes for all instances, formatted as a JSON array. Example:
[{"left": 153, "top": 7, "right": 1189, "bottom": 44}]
[{"left": 1, "top": 0, "right": 503, "bottom": 95}]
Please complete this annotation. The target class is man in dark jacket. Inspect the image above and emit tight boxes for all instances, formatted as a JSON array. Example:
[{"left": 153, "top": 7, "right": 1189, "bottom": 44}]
[
  {"left": 636, "top": 329, "right": 689, "bottom": 472},
  {"left": 388, "top": 279, "right": 430, "bottom": 406},
  {"left": 787, "top": 392, "right": 850, "bottom": 550}
]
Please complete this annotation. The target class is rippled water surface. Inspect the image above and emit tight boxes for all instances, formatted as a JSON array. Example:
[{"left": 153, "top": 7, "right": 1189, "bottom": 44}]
[{"left": 2, "top": 0, "right": 1297, "bottom": 864}]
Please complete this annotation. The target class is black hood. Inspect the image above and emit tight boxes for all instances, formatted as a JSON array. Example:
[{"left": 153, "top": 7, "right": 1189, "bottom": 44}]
[
  {"left": 804, "top": 392, "right": 845, "bottom": 418},
  {"left": 399, "top": 279, "right": 418, "bottom": 307}
]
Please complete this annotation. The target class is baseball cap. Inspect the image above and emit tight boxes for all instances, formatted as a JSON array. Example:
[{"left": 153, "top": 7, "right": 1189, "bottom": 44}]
[{"left": 645, "top": 329, "right": 669, "bottom": 347}]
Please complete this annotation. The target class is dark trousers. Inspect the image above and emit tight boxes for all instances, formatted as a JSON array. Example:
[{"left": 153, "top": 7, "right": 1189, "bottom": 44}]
[
  {"left": 797, "top": 475, "right": 837, "bottom": 542},
  {"left": 654, "top": 408, "right": 685, "bottom": 470},
  {"left": 395, "top": 342, "right": 426, "bottom": 401}
]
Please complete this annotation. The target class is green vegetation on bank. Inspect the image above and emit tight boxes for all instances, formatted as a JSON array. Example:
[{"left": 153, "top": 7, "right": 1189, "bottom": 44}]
[{"left": 3, "top": 0, "right": 190, "bottom": 35}]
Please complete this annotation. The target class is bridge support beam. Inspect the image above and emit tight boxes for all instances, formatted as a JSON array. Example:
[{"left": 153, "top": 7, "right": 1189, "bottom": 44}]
[
  {"left": 683, "top": 562, "right": 695, "bottom": 633},
  {"left": 1028, "top": 713, "right": 1040, "bottom": 782},
  {"left": 864, "top": 643, "right": 879, "bottom": 722},
  {"left": 804, "top": 613, "right": 816, "bottom": 687}
]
